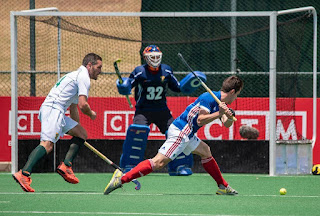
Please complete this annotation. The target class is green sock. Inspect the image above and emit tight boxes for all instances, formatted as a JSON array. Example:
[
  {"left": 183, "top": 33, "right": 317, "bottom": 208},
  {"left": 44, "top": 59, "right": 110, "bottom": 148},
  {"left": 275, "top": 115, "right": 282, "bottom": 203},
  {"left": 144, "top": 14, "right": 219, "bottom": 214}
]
[
  {"left": 22, "top": 145, "right": 47, "bottom": 176},
  {"left": 64, "top": 143, "right": 82, "bottom": 167}
]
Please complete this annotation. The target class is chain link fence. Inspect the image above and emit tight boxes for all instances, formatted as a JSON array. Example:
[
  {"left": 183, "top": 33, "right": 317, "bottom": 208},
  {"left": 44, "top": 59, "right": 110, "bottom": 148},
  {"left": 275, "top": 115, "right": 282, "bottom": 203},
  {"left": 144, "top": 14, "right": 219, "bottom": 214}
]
[{"left": 1, "top": 0, "right": 318, "bottom": 97}]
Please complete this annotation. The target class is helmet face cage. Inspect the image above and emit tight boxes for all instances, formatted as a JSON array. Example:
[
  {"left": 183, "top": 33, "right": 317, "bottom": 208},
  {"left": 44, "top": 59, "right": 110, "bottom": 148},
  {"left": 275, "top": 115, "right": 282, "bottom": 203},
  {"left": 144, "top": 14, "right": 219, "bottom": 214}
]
[{"left": 143, "top": 45, "right": 163, "bottom": 69}]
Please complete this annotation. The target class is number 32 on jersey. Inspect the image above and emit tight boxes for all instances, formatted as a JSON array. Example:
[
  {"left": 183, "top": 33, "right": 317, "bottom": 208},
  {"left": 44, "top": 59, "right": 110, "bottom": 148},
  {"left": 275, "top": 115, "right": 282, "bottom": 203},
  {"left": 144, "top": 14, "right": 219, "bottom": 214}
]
[{"left": 146, "top": 86, "right": 163, "bottom": 100}]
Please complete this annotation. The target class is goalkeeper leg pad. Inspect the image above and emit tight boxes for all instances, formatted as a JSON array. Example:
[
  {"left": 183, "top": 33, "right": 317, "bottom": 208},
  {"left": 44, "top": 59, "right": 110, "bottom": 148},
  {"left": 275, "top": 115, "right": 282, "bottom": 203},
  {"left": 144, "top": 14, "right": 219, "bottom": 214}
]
[
  {"left": 120, "top": 124, "right": 150, "bottom": 173},
  {"left": 168, "top": 153, "right": 193, "bottom": 176}
]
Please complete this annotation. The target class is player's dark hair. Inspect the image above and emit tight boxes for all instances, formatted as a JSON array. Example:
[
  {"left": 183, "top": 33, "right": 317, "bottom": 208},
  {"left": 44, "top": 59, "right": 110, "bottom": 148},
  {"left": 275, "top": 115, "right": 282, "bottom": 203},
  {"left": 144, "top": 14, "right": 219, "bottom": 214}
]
[
  {"left": 221, "top": 75, "right": 243, "bottom": 93},
  {"left": 82, "top": 53, "right": 102, "bottom": 66}
]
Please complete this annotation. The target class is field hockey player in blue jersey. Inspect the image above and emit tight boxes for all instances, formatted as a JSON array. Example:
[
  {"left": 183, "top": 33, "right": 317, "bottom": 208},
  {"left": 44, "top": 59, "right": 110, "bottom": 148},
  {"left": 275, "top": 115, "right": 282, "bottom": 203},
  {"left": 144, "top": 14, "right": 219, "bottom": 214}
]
[{"left": 105, "top": 75, "right": 243, "bottom": 195}]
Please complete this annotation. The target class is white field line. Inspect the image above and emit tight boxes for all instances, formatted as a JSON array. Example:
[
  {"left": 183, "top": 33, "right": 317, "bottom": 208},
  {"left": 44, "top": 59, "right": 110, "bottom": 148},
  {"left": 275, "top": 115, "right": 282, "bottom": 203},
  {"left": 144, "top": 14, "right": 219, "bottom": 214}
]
[
  {"left": 0, "top": 210, "right": 285, "bottom": 216},
  {"left": 0, "top": 192, "right": 319, "bottom": 198}
]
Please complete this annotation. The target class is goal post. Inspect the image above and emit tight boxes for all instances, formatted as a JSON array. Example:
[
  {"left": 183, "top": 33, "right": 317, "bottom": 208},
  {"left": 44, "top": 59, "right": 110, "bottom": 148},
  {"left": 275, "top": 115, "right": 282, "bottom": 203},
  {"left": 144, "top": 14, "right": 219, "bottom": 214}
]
[
  {"left": 10, "top": 10, "right": 18, "bottom": 174},
  {"left": 269, "top": 7, "right": 317, "bottom": 175},
  {"left": 10, "top": 7, "right": 317, "bottom": 175},
  {"left": 10, "top": 7, "right": 60, "bottom": 174}
]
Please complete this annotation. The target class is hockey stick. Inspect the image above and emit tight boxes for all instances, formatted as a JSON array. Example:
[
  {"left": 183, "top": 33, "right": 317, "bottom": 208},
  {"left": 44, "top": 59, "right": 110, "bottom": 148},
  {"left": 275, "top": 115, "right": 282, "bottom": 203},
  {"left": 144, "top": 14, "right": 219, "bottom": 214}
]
[
  {"left": 84, "top": 141, "right": 141, "bottom": 190},
  {"left": 177, "top": 53, "right": 237, "bottom": 121},
  {"left": 114, "top": 59, "right": 133, "bottom": 109}
]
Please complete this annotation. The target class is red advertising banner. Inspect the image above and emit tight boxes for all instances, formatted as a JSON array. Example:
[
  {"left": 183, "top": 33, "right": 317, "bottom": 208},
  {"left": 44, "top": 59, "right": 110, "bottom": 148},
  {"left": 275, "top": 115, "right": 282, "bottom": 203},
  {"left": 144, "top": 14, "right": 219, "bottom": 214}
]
[
  {"left": 0, "top": 97, "right": 11, "bottom": 163},
  {"left": 1, "top": 96, "right": 319, "bottom": 164}
]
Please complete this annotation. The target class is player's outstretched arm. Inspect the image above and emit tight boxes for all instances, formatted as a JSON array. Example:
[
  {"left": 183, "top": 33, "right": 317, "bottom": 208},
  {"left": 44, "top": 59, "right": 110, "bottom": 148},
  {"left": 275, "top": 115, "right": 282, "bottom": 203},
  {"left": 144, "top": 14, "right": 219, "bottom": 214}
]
[{"left": 78, "top": 95, "right": 96, "bottom": 120}]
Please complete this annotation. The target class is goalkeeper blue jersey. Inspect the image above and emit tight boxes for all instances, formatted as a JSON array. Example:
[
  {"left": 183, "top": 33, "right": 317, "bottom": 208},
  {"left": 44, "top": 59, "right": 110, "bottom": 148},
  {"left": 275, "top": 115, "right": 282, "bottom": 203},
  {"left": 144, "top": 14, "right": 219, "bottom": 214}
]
[
  {"left": 129, "top": 64, "right": 180, "bottom": 111},
  {"left": 172, "top": 91, "right": 221, "bottom": 138}
]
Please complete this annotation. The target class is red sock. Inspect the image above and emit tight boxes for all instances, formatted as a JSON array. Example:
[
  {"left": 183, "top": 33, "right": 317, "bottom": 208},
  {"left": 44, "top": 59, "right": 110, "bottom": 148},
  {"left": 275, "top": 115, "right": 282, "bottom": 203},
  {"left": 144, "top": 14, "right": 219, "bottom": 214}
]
[
  {"left": 201, "top": 156, "right": 228, "bottom": 187},
  {"left": 121, "top": 159, "right": 154, "bottom": 184}
]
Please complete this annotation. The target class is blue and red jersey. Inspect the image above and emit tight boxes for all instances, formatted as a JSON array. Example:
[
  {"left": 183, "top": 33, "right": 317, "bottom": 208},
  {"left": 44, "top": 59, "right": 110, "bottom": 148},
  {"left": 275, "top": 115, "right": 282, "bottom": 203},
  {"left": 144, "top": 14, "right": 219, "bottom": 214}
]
[{"left": 172, "top": 91, "right": 221, "bottom": 138}]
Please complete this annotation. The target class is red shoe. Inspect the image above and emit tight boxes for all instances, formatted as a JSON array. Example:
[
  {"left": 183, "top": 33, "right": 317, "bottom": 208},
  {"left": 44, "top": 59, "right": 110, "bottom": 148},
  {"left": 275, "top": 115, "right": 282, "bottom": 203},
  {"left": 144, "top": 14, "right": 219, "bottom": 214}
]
[
  {"left": 12, "top": 170, "right": 35, "bottom": 192},
  {"left": 56, "top": 162, "right": 79, "bottom": 184}
]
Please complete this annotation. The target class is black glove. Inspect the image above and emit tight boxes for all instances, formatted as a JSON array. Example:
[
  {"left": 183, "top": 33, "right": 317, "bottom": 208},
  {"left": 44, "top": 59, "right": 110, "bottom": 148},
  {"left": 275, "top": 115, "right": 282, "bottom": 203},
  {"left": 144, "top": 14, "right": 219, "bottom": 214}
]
[{"left": 229, "top": 108, "right": 235, "bottom": 116}]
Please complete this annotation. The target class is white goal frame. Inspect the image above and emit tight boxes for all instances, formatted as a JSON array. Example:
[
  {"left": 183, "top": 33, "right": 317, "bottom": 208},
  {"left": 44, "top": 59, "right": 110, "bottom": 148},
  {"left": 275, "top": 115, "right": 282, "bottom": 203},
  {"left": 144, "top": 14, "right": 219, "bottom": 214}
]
[{"left": 10, "top": 7, "right": 317, "bottom": 176}]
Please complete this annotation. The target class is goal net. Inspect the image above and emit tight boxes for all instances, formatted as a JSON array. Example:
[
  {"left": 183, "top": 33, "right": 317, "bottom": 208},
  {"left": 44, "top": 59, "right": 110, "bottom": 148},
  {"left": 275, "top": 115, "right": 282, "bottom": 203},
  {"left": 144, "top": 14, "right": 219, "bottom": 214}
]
[{"left": 10, "top": 8, "right": 317, "bottom": 175}]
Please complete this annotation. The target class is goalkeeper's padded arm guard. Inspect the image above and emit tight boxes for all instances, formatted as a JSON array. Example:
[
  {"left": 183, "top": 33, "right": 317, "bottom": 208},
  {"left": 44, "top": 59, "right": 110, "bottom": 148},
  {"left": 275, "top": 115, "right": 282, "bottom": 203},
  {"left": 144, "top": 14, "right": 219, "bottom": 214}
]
[
  {"left": 116, "top": 77, "right": 132, "bottom": 95},
  {"left": 180, "top": 71, "right": 207, "bottom": 94}
]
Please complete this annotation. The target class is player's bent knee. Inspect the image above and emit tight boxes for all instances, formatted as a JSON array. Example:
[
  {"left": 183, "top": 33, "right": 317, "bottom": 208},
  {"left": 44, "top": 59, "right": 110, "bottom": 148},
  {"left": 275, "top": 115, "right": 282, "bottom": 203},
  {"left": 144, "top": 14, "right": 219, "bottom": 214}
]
[
  {"left": 40, "top": 141, "right": 54, "bottom": 153},
  {"left": 71, "top": 125, "right": 88, "bottom": 140},
  {"left": 74, "top": 133, "right": 87, "bottom": 141},
  {"left": 78, "top": 126, "right": 88, "bottom": 140},
  {"left": 201, "top": 147, "right": 212, "bottom": 158},
  {"left": 82, "top": 131, "right": 88, "bottom": 140},
  {"left": 193, "top": 142, "right": 211, "bottom": 158},
  {"left": 205, "top": 145, "right": 211, "bottom": 154}
]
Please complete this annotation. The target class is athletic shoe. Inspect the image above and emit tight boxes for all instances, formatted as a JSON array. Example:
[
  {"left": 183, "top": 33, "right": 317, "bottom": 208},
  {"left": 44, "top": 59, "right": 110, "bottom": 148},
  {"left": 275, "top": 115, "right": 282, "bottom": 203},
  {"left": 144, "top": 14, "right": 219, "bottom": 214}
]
[
  {"left": 12, "top": 170, "right": 35, "bottom": 192},
  {"left": 104, "top": 169, "right": 123, "bottom": 195},
  {"left": 56, "top": 162, "right": 79, "bottom": 184},
  {"left": 216, "top": 184, "right": 238, "bottom": 195}
]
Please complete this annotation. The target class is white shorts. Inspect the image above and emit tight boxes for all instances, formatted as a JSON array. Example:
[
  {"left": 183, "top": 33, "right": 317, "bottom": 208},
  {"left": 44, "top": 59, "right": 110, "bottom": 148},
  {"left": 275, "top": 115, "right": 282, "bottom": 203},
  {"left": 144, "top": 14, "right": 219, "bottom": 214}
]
[
  {"left": 39, "top": 106, "right": 78, "bottom": 143},
  {"left": 158, "top": 124, "right": 201, "bottom": 160}
]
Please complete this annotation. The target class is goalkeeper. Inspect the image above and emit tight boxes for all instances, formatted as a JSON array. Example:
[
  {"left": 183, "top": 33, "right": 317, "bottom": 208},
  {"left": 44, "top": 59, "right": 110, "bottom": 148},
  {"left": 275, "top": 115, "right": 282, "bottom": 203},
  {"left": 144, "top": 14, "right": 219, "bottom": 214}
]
[
  {"left": 116, "top": 45, "right": 206, "bottom": 176},
  {"left": 106, "top": 75, "right": 243, "bottom": 195}
]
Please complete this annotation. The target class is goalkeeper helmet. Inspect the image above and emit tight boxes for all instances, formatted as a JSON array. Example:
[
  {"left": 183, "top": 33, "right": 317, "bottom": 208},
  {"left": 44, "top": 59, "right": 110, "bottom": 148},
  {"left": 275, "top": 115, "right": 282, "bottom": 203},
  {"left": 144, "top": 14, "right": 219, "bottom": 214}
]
[{"left": 143, "top": 45, "right": 162, "bottom": 69}]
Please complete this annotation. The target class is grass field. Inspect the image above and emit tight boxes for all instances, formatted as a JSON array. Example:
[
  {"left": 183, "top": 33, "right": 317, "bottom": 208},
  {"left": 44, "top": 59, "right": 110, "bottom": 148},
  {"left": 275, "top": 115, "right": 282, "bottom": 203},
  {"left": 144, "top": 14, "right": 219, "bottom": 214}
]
[{"left": 0, "top": 172, "right": 319, "bottom": 216}]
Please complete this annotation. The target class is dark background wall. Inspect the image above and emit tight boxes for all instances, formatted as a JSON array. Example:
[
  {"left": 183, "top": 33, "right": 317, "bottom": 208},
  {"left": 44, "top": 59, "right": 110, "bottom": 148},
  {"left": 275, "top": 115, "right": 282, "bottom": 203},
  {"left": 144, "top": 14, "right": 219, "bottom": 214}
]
[{"left": 18, "top": 140, "right": 269, "bottom": 174}]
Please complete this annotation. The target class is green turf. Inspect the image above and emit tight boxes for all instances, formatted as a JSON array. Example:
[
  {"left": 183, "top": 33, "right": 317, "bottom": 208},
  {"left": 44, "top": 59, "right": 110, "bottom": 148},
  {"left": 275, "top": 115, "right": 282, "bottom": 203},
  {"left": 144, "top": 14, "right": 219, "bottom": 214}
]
[{"left": 0, "top": 172, "right": 319, "bottom": 215}]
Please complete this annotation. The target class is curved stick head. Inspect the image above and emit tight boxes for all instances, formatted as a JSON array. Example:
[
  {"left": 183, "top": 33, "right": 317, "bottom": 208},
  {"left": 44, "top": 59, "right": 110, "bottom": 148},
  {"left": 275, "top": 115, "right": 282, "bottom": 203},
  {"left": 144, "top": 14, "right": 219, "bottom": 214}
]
[
  {"left": 114, "top": 59, "right": 122, "bottom": 64},
  {"left": 132, "top": 179, "right": 141, "bottom": 190}
]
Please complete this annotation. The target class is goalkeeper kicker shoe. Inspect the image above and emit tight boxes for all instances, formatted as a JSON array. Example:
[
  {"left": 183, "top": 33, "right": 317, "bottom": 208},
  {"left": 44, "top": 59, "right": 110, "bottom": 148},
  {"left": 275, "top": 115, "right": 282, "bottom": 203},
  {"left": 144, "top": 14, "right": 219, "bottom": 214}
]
[
  {"left": 104, "top": 169, "right": 123, "bottom": 195},
  {"left": 12, "top": 170, "right": 35, "bottom": 192},
  {"left": 57, "top": 162, "right": 79, "bottom": 184},
  {"left": 216, "top": 184, "right": 238, "bottom": 195}
]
